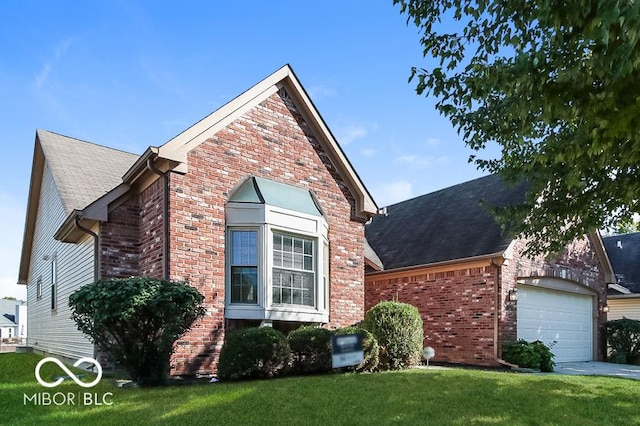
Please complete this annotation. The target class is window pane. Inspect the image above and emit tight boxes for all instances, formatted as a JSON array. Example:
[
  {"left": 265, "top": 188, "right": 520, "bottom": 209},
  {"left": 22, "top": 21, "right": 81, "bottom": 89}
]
[
  {"left": 271, "top": 232, "right": 316, "bottom": 307},
  {"left": 232, "top": 231, "right": 257, "bottom": 265},
  {"left": 272, "top": 268, "right": 314, "bottom": 307},
  {"left": 304, "top": 240, "right": 313, "bottom": 255},
  {"left": 282, "top": 251, "right": 293, "bottom": 267},
  {"left": 231, "top": 266, "right": 257, "bottom": 304},
  {"left": 273, "top": 233, "right": 282, "bottom": 251},
  {"left": 292, "top": 288, "right": 302, "bottom": 305},
  {"left": 303, "top": 256, "right": 313, "bottom": 271}
]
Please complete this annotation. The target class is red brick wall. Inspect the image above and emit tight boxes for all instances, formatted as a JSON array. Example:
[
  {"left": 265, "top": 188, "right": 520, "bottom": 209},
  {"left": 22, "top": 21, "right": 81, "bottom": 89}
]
[
  {"left": 167, "top": 90, "right": 366, "bottom": 375},
  {"left": 365, "top": 236, "right": 609, "bottom": 367},
  {"left": 500, "top": 237, "right": 608, "bottom": 360},
  {"left": 366, "top": 264, "right": 500, "bottom": 366},
  {"left": 139, "top": 178, "right": 164, "bottom": 279},
  {"left": 99, "top": 197, "right": 140, "bottom": 279}
]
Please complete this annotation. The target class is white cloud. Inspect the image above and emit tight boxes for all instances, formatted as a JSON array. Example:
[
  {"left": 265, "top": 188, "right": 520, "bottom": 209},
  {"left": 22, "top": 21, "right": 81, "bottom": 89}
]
[
  {"left": 395, "top": 154, "right": 432, "bottom": 167},
  {"left": 336, "top": 123, "right": 368, "bottom": 145},
  {"left": 32, "top": 38, "right": 74, "bottom": 89},
  {"left": 393, "top": 154, "right": 449, "bottom": 168},
  {"left": 360, "top": 148, "right": 377, "bottom": 157},
  {"left": 307, "top": 83, "right": 336, "bottom": 100},
  {"left": 33, "top": 63, "right": 51, "bottom": 89},
  {"left": 373, "top": 180, "right": 413, "bottom": 206},
  {"left": 425, "top": 137, "right": 441, "bottom": 148}
]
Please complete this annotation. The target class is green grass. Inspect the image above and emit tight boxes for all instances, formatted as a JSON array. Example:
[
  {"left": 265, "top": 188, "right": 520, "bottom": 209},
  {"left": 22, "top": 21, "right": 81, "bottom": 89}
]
[{"left": 1, "top": 353, "right": 640, "bottom": 425}]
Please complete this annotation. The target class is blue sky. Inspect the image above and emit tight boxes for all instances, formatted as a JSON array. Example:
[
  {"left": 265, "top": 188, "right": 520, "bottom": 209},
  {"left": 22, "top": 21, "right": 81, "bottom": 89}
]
[{"left": 0, "top": 1, "right": 493, "bottom": 299}]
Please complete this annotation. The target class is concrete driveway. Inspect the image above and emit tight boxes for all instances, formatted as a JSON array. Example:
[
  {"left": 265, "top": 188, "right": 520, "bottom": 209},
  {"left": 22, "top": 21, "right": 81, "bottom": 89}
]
[{"left": 552, "top": 362, "right": 640, "bottom": 380}]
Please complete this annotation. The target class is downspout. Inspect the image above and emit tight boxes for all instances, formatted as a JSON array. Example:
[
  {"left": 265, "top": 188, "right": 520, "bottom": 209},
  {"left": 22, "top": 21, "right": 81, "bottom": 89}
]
[
  {"left": 147, "top": 159, "right": 170, "bottom": 280},
  {"left": 75, "top": 217, "right": 100, "bottom": 282},
  {"left": 74, "top": 217, "right": 101, "bottom": 362}
]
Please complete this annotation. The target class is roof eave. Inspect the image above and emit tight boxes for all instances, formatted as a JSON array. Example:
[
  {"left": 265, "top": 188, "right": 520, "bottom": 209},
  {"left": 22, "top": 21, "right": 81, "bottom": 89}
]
[
  {"left": 608, "top": 293, "right": 640, "bottom": 299},
  {"left": 277, "top": 68, "right": 378, "bottom": 219},
  {"left": 17, "top": 134, "right": 45, "bottom": 285},
  {"left": 54, "top": 183, "right": 131, "bottom": 243},
  {"left": 156, "top": 64, "right": 378, "bottom": 219},
  {"left": 366, "top": 251, "right": 507, "bottom": 278},
  {"left": 122, "top": 147, "right": 160, "bottom": 184},
  {"left": 589, "top": 231, "right": 616, "bottom": 284}
]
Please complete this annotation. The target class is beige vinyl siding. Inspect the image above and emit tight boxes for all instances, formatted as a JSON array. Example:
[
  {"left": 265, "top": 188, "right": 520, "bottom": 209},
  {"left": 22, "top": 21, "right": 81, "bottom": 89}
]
[
  {"left": 26, "top": 163, "right": 95, "bottom": 360},
  {"left": 608, "top": 297, "right": 640, "bottom": 321}
]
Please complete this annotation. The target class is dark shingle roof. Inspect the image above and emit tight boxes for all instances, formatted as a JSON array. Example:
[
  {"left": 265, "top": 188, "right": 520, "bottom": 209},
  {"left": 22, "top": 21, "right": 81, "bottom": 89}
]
[
  {"left": 603, "top": 232, "right": 640, "bottom": 293},
  {"left": 0, "top": 299, "right": 19, "bottom": 326},
  {"left": 365, "top": 174, "right": 528, "bottom": 270},
  {"left": 37, "top": 129, "right": 139, "bottom": 214}
]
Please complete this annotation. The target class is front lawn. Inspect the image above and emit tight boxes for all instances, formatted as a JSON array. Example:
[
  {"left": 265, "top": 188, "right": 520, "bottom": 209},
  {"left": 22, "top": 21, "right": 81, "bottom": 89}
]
[{"left": 1, "top": 353, "right": 639, "bottom": 425}]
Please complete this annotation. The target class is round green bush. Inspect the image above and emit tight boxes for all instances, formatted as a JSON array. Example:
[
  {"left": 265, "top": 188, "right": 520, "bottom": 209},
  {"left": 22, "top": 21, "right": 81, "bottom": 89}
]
[
  {"left": 333, "top": 326, "right": 379, "bottom": 372},
  {"left": 217, "top": 327, "right": 290, "bottom": 381},
  {"left": 287, "top": 326, "right": 332, "bottom": 375},
  {"left": 362, "top": 301, "right": 424, "bottom": 370}
]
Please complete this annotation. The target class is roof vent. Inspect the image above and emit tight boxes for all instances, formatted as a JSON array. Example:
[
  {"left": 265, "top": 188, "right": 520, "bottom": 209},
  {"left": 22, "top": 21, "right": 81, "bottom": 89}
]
[{"left": 617, "top": 240, "right": 623, "bottom": 249}]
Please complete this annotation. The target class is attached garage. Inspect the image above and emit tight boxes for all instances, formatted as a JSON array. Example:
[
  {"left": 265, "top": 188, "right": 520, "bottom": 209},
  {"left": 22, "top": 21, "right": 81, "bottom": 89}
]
[{"left": 517, "top": 281, "right": 596, "bottom": 363}]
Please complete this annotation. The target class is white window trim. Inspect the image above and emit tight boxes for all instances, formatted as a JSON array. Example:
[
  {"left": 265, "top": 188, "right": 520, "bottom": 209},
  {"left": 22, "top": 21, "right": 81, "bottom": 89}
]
[
  {"left": 225, "top": 202, "right": 329, "bottom": 323},
  {"left": 228, "top": 228, "right": 261, "bottom": 306}
]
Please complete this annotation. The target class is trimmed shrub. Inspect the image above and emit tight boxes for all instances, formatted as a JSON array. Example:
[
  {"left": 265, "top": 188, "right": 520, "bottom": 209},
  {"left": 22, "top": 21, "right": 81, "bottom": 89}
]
[
  {"left": 333, "top": 326, "right": 379, "bottom": 372},
  {"left": 69, "top": 277, "right": 205, "bottom": 386},
  {"left": 217, "top": 327, "right": 290, "bottom": 381},
  {"left": 362, "top": 301, "right": 423, "bottom": 370},
  {"left": 606, "top": 318, "right": 640, "bottom": 365},
  {"left": 502, "top": 339, "right": 555, "bottom": 372},
  {"left": 287, "top": 326, "right": 332, "bottom": 375}
]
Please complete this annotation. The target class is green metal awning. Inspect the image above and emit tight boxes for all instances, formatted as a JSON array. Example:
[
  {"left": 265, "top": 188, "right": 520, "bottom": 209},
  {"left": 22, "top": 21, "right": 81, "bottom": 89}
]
[{"left": 229, "top": 176, "right": 323, "bottom": 217}]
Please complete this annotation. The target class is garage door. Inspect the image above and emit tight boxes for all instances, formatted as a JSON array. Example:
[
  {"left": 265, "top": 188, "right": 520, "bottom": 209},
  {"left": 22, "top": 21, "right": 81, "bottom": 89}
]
[{"left": 517, "top": 284, "right": 593, "bottom": 362}]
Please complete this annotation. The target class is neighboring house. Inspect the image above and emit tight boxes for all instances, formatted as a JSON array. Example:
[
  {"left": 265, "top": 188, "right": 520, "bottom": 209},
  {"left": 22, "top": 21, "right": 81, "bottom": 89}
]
[
  {"left": 0, "top": 299, "right": 26, "bottom": 341},
  {"left": 365, "top": 174, "right": 614, "bottom": 366},
  {"left": 603, "top": 232, "right": 640, "bottom": 321},
  {"left": 18, "top": 65, "right": 377, "bottom": 375}
]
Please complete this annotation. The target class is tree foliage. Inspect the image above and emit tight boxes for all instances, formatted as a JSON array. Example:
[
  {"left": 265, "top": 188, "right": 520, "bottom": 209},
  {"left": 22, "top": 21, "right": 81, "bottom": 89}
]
[
  {"left": 69, "top": 277, "right": 205, "bottom": 386},
  {"left": 605, "top": 317, "right": 640, "bottom": 364},
  {"left": 613, "top": 216, "right": 640, "bottom": 234},
  {"left": 396, "top": 0, "right": 640, "bottom": 254}
]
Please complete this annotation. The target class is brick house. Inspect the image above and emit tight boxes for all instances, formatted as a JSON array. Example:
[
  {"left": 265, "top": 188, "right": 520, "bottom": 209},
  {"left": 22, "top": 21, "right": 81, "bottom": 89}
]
[
  {"left": 365, "top": 175, "right": 614, "bottom": 366},
  {"left": 18, "top": 65, "right": 377, "bottom": 375},
  {"left": 603, "top": 232, "right": 640, "bottom": 321}
]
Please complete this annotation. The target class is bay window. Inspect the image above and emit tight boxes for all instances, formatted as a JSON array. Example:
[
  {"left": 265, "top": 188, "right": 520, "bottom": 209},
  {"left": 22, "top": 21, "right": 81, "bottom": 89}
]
[{"left": 225, "top": 176, "right": 329, "bottom": 323}]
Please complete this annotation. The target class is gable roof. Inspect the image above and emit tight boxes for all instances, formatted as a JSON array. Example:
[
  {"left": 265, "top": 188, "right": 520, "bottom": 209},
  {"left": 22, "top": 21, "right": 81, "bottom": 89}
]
[
  {"left": 365, "top": 174, "right": 528, "bottom": 270},
  {"left": 0, "top": 315, "right": 16, "bottom": 328},
  {"left": 603, "top": 232, "right": 640, "bottom": 293},
  {"left": 0, "top": 299, "right": 21, "bottom": 326},
  {"left": 18, "top": 130, "right": 138, "bottom": 284},
  {"left": 19, "top": 65, "right": 378, "bottom": 284},
  {"left": 37, "top": 130, "right": 139, "bottom": 214},
  {"left": 122, "top": 64, "right": 377, "bottom": 219}
]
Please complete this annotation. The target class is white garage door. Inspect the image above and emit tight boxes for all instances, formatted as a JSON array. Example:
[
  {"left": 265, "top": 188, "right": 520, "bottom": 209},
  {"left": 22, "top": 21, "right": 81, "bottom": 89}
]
[{"left": 517, "top": 284, "right": 593, "bottom": 363}]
